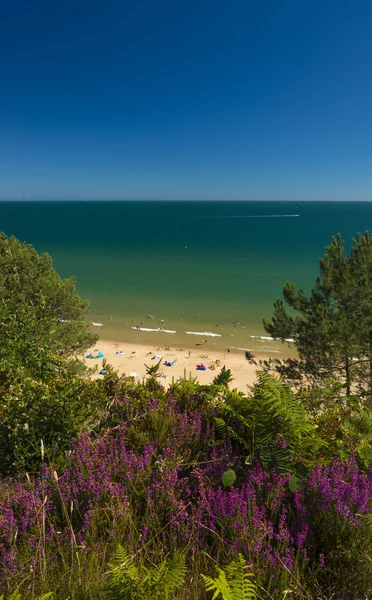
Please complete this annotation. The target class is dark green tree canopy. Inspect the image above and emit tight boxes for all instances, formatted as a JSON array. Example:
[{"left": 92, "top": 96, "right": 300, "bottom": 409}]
[
  {"left": 263, "top": 232, "right": 372, "bottom": 395},
  {"left": 0, "top": 233, "right": 98, "bottom": 377}
]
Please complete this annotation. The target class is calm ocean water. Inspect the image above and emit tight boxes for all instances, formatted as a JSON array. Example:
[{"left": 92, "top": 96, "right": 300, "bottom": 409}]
[{"left": 1, "top": 201, "right": 372, "bottom": 352}]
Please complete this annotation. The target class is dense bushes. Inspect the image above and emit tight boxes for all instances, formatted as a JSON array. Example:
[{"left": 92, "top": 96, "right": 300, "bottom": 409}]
[{"left": 1, "top": 375, "right": 371, "bottom": 599}]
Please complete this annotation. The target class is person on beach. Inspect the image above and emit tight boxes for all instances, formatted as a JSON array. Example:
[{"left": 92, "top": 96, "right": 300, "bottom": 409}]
[
  {"left": 227, "top": 347, "right": 230, "bottom": 353},
  {"left": 188, "top": 350, "right": 191, "bottom": 357}
]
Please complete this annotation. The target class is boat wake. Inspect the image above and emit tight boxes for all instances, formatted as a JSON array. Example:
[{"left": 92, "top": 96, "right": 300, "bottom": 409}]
[{"left": 183, "top": 214, "right": 299, "bottom": 219}]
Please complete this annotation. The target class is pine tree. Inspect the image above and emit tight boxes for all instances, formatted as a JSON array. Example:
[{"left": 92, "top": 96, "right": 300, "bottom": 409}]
[{"left": 263, "top": 231, "right": 372, "bottom": 395}]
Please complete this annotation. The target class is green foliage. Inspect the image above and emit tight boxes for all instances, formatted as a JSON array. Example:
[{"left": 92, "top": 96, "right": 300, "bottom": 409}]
[
  {"left": 0, "top": 593, "right": 53, "bottom": 600},
  {"left": 213, "top": 366, "right": 234, "bottom": 388},
  {"left": 221, "top": 469, "right": 236, "bottom": 487},
  {"left": 1, "top": 232, "right": 372, "bottom": 600},
  {"left": 263, "top": 231, "right": 372, "bottom": 395},
  {"left": 105, "top": 544, "right": 186, "bottom": 599},
  {"left": 314, "top": 401, "right": 372, "bottom": 467},
  {"left": 169, "top": 377, "right": 218, "bottom": 412},
  {"left": 144, "top": 359, "right": 162, "bottom": 376},
  {"left": 215, "top": 372, "right": 323, "bottom": 475},
  {"left": 344, "top": 410, "right": 372, "bottom": 466},
  {"left": 0, "top": 370, "right": 108, "bottom": 475},
  {"left": 0, "top": 233, "right": 97, "bottom": 380},
  {"left": 201, "top": 554, "right": 257, "bottom": 599},
  {"left": 307, "top": 498, "right": 372, "bottom": 598}
]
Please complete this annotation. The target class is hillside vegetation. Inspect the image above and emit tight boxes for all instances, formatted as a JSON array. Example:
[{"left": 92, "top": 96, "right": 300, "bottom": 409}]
[{"left": 0, "top": 233, "right": 371, "bottom": 599}]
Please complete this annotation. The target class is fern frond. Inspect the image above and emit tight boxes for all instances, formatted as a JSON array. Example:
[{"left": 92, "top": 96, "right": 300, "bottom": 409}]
[
  {"left": 226, "top": 554, "right": 257, "bottom": 600},
  {"left": 202, "top": 554, "right": 257, "bottom": 600},
  {"left": 256, "top": 372, "right": 311, "bottom": 433},
  {"left": 214, "top": 417, "right": 251, "bottom": 451},
  {"left": 346, "top": 412, "right": 372, "bottom": 440},
  {"left": 106, "top": 545, "right": 185, "bottom": 599},
  {"left": 201, "top": 570, "right": 233, "bottom": 600},
  {"left": 107, "top": 543, "right": 139, "bottom": 588},
  {"left": 156, "top": 552, "right": 186, "bottom": 596},
  {"left": 8, "top": 593, "right": 21, "bottom": 600}
]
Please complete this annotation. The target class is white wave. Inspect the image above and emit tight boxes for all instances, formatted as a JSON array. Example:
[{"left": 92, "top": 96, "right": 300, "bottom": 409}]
[
  {"left": 91, "top": 322, "right": 103, "bottom": 327},
  {"left": 185, "top": 331, "right": 221, "bottom": 337},
  {"left": 231, "top": 347, "right": 253, "bottom": 351},
  {"left": 132, "top": 327, "right": 176, "bottom": 334},
  {"left": 249, "top": 335, "right": 294, "bottom": 343},
  {"left": 231, "top": 346, "right": 282, "bottom": 354}
]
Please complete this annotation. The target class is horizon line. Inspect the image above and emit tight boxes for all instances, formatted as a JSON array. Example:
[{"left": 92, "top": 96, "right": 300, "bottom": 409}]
[{"left": 1, "top": 199, "right": 372, "bottom": 203}]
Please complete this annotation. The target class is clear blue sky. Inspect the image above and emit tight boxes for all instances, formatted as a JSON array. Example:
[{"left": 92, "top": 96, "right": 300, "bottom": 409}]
[{"left": 1, "top": 0, "right": 372, "bottom": 200}]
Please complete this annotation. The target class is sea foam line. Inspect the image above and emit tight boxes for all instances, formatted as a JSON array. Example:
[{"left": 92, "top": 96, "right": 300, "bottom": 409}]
[
  {"left": 185, "top": 331, "right": 221, "bottom": 337},
  {"left": 132, "top": 327, "right": 176, "bottom": 334},
  {"left": 231, "top": 346, "right": 281, "bottom": 353},
  {"left": 230, "top": 347, "right": 254, "bottom": 352},
  {"left": 249, "top": 335, "right": 294, "bottom": 343}
]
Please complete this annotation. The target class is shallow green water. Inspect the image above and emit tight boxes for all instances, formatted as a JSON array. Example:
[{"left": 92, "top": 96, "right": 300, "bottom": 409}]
[{"left": 1, "top": 201, "right": 372, "bottom": 352}]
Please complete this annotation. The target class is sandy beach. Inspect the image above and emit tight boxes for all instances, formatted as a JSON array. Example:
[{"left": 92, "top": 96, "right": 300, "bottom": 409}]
[{"left": 83, "top": 337, "right": 291, "bottom": 392}]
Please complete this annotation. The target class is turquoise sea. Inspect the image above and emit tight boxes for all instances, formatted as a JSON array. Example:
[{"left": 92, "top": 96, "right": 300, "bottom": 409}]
[{"left": 1, "top": 201, "right": 372, "bottom": 353}]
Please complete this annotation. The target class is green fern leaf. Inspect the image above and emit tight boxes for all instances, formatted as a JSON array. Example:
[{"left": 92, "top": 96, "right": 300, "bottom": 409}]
[
  {"left": 202, "top": 554, "right": 257, "bottom": 600},
  {"left": 8, "top": 593, "right": 21, "bottom": 600},
  {"left": 156, "top": 552, "right": 186, "bottom": 597},
  {"left": 201, "top": 570, "right": 234, "bottom": 600},
  {"left": 106, "top": 545, "right": 185, "bottom": 599}
]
